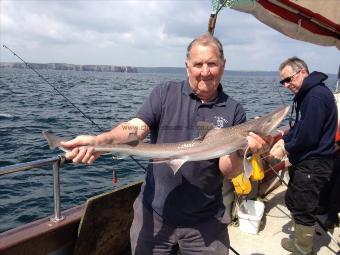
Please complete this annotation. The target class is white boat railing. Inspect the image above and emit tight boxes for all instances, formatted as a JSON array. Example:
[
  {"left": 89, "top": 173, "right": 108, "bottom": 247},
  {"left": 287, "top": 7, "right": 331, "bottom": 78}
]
[{"left": 0, "top": 156, "right": 67, "bottom": 223}]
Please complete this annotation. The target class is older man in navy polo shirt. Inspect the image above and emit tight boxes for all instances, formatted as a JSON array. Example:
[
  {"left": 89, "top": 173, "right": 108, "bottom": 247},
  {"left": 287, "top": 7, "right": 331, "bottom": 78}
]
[{"left": 62, "top": 33, "right": 268, "bottom": 255}]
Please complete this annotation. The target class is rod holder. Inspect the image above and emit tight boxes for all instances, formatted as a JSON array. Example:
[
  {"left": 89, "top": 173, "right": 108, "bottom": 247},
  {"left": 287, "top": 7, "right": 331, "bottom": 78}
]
[{"left": 50, "top": 156, "right": 65, "bottom": 222}]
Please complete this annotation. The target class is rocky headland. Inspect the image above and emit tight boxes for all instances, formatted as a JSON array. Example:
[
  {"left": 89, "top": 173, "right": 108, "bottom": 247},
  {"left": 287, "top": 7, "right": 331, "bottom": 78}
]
[{"left": 0, "top": 62, "right": 138, "bottom": 73}]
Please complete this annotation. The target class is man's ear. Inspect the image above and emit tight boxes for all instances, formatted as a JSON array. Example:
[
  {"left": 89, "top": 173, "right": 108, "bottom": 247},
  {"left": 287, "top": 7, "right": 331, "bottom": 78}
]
[
  {"left": 185, "top": 61, "right": 189, "bottom": 76},
  {"left": 301, "top": 68, "right": 308, "bottom": 77}
]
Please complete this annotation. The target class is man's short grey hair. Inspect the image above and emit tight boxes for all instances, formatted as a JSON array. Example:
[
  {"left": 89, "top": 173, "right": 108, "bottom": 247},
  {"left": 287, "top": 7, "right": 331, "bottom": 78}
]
[
  {"left": 186, "top": 33, "right": 225, "bottom": 61},
  {"left": 279, "top": 57, "right": 309, "bottom": 74}
]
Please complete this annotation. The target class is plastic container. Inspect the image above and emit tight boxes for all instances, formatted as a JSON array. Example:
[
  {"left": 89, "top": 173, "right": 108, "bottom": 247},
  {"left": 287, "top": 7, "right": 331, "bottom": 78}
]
[{"left": 237, "top": 200, "right": 265, "bottom": 234}]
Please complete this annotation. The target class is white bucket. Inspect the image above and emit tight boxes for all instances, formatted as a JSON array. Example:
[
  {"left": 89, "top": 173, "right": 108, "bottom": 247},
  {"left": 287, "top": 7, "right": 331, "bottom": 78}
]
[{"left": 237, "top": 200, "right": 265, "bottom": 234}]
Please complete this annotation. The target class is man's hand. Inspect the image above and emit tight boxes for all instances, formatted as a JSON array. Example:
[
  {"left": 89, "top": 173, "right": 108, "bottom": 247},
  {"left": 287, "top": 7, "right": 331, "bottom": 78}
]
[
  {"left": 219, "top": 132, "right": 272, "bottom": 178},
  {"left": 246, "top": 132, "right": 273, "bottom": 154},
  {"left": 269, "top": 139, "right": 287, "bottom": 160},
  {"left": 60, "top": 135, "right": 102, "bottom": 164}
]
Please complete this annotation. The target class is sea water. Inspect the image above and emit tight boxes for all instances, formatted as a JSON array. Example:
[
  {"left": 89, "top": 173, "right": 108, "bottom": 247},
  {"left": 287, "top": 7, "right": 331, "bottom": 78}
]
[{"left": 0, "top": 68, "right": 336, "bottom": 232}]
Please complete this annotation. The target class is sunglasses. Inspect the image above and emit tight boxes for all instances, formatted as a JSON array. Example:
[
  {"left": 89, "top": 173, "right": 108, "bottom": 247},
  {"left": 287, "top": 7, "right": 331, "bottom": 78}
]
[{"left": 279, "top": 70, "right": 301, "bottom": 85}]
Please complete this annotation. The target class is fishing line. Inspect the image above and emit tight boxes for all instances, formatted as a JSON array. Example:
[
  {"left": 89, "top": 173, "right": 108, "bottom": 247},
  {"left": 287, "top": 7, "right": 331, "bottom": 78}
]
[
  {"left": 274, "top": 80, "right": 287, "bottom": 107},
  {"left": 274, "top": 81, "right": 296, "bottom": 129},
  {"left": 2, "top": 44, "right": 147, "bottom": 173},
  {"left": 259, "top": 153, "right": 284, "bottom": 163},
  {"left": 3, "top": 45, "right": 104, "bottom": 132}
]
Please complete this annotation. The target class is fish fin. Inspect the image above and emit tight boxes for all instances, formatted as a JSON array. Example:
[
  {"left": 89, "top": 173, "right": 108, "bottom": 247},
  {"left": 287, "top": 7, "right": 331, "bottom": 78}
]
[
  {"left": 124, "top": 133, "right": 140, "bottom": 146},
  {"left": 43, "top": 130, "right": 66, "bottom": 150},
  {"left": 167, "top": 159, "right": 187, "bottom": 174},
  {"left": 152, "top": 159, "right": 169, "bottom": 164},
  {"left": 151, "top": 158, "right": 186, "bottom": 174},
  {"left": 196, "top": 121, "right": 214, "bottom": 140},
  {"left": 112, "top": 153, "right": 129, "bottom": 160},
  {"left": 243, "top": 146, "right": 253, "bottom": 178}
]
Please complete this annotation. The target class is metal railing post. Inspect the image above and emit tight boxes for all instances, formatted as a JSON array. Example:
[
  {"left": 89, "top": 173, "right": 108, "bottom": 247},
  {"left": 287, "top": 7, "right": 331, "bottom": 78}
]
[
  {"left": 50, "top": 157, "right": 65, "bottom": 222},
  {"left": 0, "top": 156, "right": 69, "bottom": 224}
]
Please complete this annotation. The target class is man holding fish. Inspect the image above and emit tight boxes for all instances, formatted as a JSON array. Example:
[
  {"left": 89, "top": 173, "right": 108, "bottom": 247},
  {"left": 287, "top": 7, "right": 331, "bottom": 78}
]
[{"left": 61, "top": 33, "right": 272, "bottom": 255}]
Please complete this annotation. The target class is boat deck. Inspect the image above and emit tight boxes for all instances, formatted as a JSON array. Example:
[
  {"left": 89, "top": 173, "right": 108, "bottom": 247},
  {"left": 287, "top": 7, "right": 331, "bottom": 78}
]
[{"left": 228, "top": 185, "right": 340, "bottom": 255}]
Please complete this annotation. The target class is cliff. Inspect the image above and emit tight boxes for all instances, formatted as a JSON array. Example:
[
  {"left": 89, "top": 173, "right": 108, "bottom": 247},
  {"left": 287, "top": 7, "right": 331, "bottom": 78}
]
[{"left": 0, "top": 62, "right": 138, "bottom": 73}]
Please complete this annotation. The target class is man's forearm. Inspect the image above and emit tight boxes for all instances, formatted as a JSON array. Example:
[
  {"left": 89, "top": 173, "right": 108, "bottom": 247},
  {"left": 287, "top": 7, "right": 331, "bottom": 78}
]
[
  {"left": 95, "top": 119, "right": 149, "bottom": 145},
  {"left": 219, "top": 151, "right": 243, "bottom": 179}
]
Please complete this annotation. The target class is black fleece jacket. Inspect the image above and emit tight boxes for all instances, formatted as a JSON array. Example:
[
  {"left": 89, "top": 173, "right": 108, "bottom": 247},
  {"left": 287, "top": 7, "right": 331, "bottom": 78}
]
[{"left": 283, "top": 71, "right": 337, "bottom": 164}]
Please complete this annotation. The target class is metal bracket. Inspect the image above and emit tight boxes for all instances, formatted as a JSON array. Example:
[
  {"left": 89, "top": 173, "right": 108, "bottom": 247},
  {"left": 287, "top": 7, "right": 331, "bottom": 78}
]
[{"left": 50, "top": 156, "right": 65, "bottom": 222}]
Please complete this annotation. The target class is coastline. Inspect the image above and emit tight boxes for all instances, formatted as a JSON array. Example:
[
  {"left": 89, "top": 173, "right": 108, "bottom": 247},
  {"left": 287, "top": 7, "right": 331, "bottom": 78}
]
[{"left": 0, "top": 62, "right": 138, "bottom": 73}]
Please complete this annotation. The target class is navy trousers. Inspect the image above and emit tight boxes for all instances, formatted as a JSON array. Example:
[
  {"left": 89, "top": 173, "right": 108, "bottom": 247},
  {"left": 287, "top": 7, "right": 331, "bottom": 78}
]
[{"left": 285, "top": 157, "right": 334, "bottom": 226}]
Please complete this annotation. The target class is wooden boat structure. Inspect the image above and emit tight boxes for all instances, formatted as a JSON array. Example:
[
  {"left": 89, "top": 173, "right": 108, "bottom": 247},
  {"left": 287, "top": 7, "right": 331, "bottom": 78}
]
[{"left": 0, "top": 155, "right": 142, "bottom": 255}]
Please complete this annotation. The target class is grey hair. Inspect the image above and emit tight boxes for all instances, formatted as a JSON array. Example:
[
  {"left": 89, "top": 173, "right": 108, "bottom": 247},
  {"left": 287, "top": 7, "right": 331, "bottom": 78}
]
[
  {"left": 186, "top": 33, "right": 225, "bottom": 61},
  {"left": 279, "top": 57, "right": 309, "bottom": 74}
]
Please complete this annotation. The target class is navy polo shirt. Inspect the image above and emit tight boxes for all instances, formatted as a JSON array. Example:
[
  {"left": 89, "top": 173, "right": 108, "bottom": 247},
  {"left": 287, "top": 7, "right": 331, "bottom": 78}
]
[{"left": 136, "top": 80, "right": 246, "bottom": 227}]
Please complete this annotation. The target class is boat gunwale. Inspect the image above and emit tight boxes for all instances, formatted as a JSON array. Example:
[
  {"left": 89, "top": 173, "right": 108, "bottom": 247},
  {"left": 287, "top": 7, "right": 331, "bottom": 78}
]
[{"left": 0, "top": 204, "right": 84, "bottom": 252}]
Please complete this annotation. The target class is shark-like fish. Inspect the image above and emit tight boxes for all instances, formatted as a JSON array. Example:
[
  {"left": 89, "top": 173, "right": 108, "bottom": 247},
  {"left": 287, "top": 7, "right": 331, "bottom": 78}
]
[{"left": 43, "top": 105, "right": 289, "bottom": 175}]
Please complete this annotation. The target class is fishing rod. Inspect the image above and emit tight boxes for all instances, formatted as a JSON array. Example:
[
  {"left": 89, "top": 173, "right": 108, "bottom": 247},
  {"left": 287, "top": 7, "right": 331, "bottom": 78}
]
[
  {"left": 3, "top": 45, "right": 103, "bottom": 132},
  {"left": 2, "top": 44, "right": 147, "bottom": 174},
  {"left": 229, "top": 245, "right": 240, "bottom": 255}
]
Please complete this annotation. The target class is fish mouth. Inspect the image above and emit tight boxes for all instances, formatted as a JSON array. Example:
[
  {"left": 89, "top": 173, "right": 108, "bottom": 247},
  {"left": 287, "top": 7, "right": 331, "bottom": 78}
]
[
  {"left": 268, "top": 106, "right": 290, "bottom": 130},
  {"left": 256, "top": 105, "right": 290, "bottom": 135}
]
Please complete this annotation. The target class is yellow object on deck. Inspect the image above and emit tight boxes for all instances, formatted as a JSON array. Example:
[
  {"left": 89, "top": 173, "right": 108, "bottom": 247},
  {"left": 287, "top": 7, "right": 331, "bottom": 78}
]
[
  {"left": 250, "top": 153, "right": 265, "bottom": 181},
  {"left": 232, "top": 173, "right": 252, "bottom": 195},
  {"left": 231, "top": 153, "right": 265, "bottom": 195}
]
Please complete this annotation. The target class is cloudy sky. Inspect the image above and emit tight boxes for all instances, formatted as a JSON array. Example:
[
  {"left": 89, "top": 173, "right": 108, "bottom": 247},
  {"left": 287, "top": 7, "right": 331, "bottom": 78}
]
[{"left": 0, "top": 0, "right": 339, "bottom": 73}]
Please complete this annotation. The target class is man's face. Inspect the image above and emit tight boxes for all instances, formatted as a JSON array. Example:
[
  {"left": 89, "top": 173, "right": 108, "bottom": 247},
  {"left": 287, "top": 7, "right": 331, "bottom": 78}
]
[
  {"left": 186, "top": 44, "right": 225, "bottom": 102},
  {"left": 279, "top": 65, "right": 306, "bottom": 94}
]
